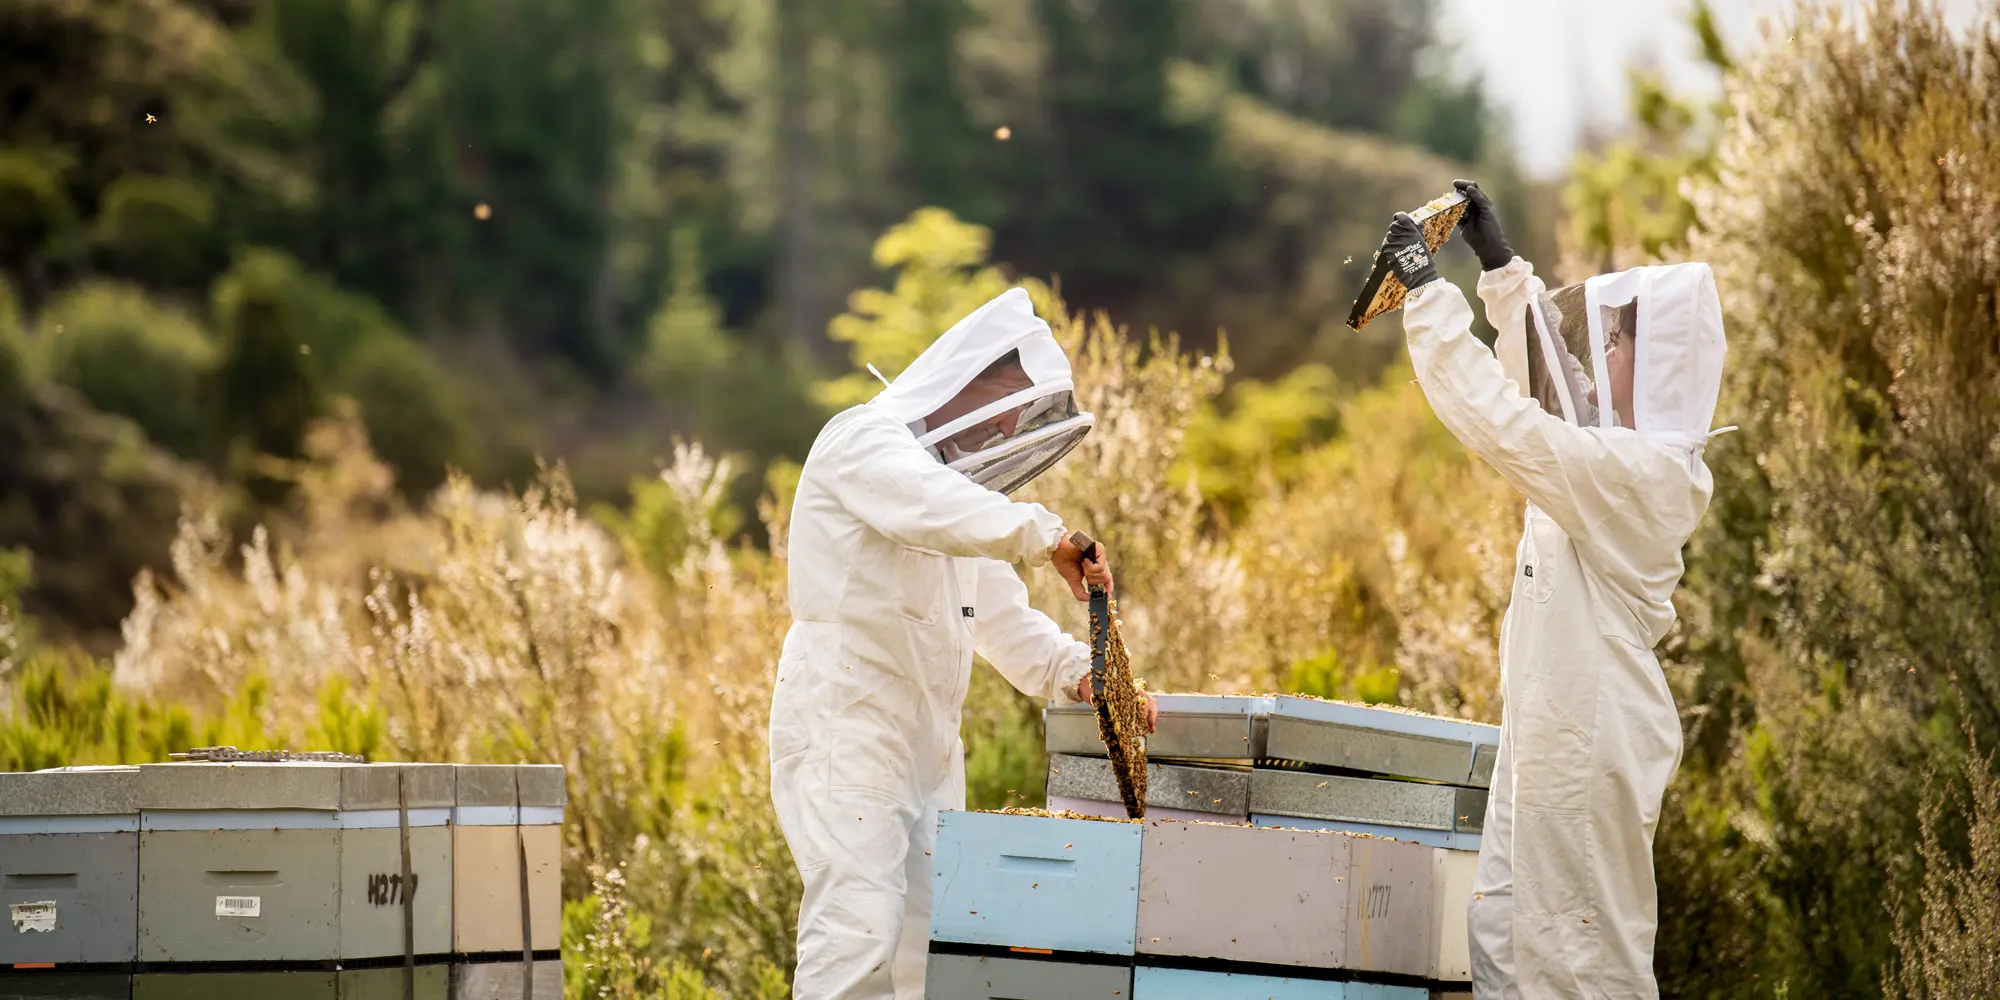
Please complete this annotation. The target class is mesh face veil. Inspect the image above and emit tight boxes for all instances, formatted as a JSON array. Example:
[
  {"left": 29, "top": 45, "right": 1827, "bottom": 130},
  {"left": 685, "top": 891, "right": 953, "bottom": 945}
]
[
  {"left": 1514, "top": 263, "right": 1727, "bottom": 448},
  {"left": 1524, "top": 282, "right": 1603, "bottom": 427},
  {"left": 866, "top": 288, "right": 1095, "bottom": 494}
]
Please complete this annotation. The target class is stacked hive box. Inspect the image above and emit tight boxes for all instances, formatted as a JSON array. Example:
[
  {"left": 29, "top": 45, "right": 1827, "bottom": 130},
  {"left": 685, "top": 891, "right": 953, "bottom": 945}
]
[
  {"left": 0, "top": 767, "right": 140, "bottom": 1000},
  {"left": 973, "top": 694, "right": 1498, "bottom": 997},
  {"left": 0, "top": 763, "right": 563, "bottom": 1000},
  {"left": 928, "top": 810, "right": 1442, "bottom": 998}
]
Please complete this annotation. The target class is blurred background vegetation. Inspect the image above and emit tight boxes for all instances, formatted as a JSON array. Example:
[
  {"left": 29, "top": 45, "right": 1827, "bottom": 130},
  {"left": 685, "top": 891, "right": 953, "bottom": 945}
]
[{"left": 4, "top": 0, "right": 2000, "bottom": 997}]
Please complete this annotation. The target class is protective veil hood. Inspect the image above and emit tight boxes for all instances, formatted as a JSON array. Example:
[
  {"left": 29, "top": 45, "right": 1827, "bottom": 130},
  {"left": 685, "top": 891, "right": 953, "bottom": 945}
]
[
  {"left": 1522, "top": 262, "right": 1726, "bottom": 451},
  {"left": 869, "top": 287, "right": 1094, "bottom": 494}
]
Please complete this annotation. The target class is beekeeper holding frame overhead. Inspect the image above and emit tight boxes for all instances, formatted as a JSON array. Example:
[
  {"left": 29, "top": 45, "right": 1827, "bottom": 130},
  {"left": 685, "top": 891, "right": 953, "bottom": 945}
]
[
  {"left": 768, "top": 287, "right": 1158, "bottom": 999},
  {"left": 1377, "top": 180, "right": 1728, "bottom": 998}
]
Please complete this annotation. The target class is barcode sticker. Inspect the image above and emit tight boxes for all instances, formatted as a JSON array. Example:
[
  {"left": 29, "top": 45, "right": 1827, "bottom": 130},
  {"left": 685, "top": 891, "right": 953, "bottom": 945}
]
[{"left": 215, "top": 896, "right": 261, "bottom": 918}]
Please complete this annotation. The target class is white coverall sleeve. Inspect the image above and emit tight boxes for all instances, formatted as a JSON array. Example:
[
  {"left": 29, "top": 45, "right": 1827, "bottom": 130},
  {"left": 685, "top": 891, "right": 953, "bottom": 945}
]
[
  {"left": 970, "top": 559, "right": 1092, "bottom": 705},
  {"left": 1475, "top": 257, "right": 1538, "bottom": 393},
  {"left": 821, "top": 411, "right": 1066, "bottom": 567},
  {"left": 1402, "top": 279, "right": 1643, "bottom": 542}
]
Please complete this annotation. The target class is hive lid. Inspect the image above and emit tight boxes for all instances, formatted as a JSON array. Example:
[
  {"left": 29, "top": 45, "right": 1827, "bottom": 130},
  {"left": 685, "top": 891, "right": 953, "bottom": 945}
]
[
  {"left": 137, "top": 761, "right": 347, "bottom": 811},
  {"left": 514, "top": 764, "right": 567, "bottom": 809},
  {"left": 337, "top": 763, "right": 456, "bottom": 810},
  {"left": 451, "top": 764, "right": 519, "bottom": 807},
  {"left": 0, "top": 765, "right": 142, "bottom": 816},
  {"left": 1268, "top": 695, "right": 1498, "bottom": 744}
]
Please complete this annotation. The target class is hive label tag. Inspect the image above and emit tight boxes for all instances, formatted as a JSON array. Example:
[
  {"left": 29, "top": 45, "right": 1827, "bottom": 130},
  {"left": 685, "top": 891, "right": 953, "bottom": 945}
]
[
  {"left": 215, "top": 895, "right": 262, "bottom": 918},
  {"left": 9, "top": 901, "right": 56, "bottom": 933}
]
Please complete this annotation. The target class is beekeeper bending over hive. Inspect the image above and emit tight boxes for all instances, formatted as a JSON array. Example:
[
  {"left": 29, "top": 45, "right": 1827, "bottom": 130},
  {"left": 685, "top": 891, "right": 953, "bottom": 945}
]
[
  {"left": 1377, "top": 181, "right": 1728, "bottom": 999},
  {"left": 769, "top": 287, "right": 1158, "bottom": 1000}
]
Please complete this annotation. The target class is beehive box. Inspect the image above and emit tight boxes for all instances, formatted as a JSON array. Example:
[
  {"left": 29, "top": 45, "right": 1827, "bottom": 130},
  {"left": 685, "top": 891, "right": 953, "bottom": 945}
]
[
  {"left": 0, "top": 973, "right": 131, "bottom": 1000},
  {"left": 131, "top": 971, "right": 335, "bottom": 999},
  {"left": 930, "top": 811, "right": 1141, "bottom": 956},
  {"left": 1047, "top": 754, "right": 1250, "bottom": 823},
  {"left": 449, "top": 766, "right": 562, "bottom": 956},
  {"left": 1135, "top": 820, "right": 1434, "bottom": 977},
  {"left": 336, "top": 764, "right": 456, "bottom": 960},
  {"left": 338, "top": 966, "right": 451, "bottom": 1000},
  {"left": 924, "top": 952, "right": 1131, "bottom": 999},
  {"left": 1248, "top": 815, "right": 1481, "bottom": 853},
  {"left": 1430, "top": 849, "right": 1477, "bottom": 984},
  {"left": 136, "top": 762, "right": 457, "bottom": 963},
  {"left": 1046, "top": 695, "right": 1271, "bottom": 764},
  {"left": 136, "top": 763, "right": 347, "bottom": 963},
  {"left": 1248, "top": 770, "right": 1486, "bottom": 836},
  {"left": 1262, "top": 698, "right": 1498, "bottom": 787},
  {"left": 448, "top": 959, "right": 563, "bottom": 1000},
  {"left": 1130, "top": 966, "right": 1429, "bottom": 1000},
  {"left": 0, "top": 767, "right": 141, "bottom": 966}
]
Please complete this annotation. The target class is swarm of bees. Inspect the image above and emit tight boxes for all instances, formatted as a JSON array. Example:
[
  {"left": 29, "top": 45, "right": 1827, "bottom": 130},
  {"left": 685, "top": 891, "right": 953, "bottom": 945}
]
[{"left": 1090, "top": 592, "right": 1149, "bottom": 818}]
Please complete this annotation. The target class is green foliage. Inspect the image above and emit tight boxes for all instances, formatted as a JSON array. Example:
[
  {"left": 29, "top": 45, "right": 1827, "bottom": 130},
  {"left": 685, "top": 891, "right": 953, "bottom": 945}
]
[
  {"left": 34, "top": 282, "right": 219, "bottom": 458},
  {"left": 212, "top": 248, "right": 401, "bottom": 378},
  {"left": 0, "top": 149, "right": 74, "bottom": 268},
  {"left": 1178, "top": 363, "right": 1340, "bottom": 518},
  {"left": 1022, "top": 0, "right": 1236, "bottom": 288},
  {"left": 0, "top": 651, "right": 317, "bottom": 771},
  {"left": 0, "top": 277, "right": 23, "bottom": 400},
  {"left": 1562, "top": 0, "right": 1732, "bottom": 269},
  {"left": 962, "top": 668, "right": 1047, "bottom": 812},
  {"left": 93, "top": 174, "right": 217, "bottom": 285},
  {"left": 0, "top": 547, "right": 29, "bottom": 672},
  {"left": 0, "top": 374, "right": 204, "bottom": 646},
  {"left": 644, "top": 228, "right": 735, "bottom": 399},
  {"left": 595, "top": 445, "right": 747, "bottom": 584},
  {"left": 1890, "top": 720, "right": 2000, "bottom": 999},
  {"left": 211, "top": 281, "right": 326, "bottom": 472},
  {"left": 817, "top": 207, "right": 1026, "bottom": 410},
  {"left": 1283, "top": 649, "right": 1398, "bottom": 706},
  {"left": 211, "top": 249, "right": 470, "bottom": 493},
  {"left": 338, "top": 336, "right": 468, "bottom": 498}
]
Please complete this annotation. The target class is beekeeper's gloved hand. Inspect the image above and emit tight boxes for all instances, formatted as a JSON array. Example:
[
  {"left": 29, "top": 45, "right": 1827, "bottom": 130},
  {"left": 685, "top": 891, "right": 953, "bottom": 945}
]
[
  {"left": 1051, "top": 533, "right": 1105, "bottom": 600},
  {"left": 1453, "top": 178, "right": 1516, "bottom": 272},
  {"left": 1382, "top": 212, "right": 1441, "bottom": 291}
]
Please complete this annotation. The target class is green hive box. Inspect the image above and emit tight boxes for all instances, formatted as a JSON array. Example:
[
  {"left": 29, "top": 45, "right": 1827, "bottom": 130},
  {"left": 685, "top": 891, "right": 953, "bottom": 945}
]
[
  {"left": 0, "top": 973, "right": 132, "bottom": 1000},
  {"left": 0, "top": 767, "right": 142, "bottom": 966},
  {"left": 335, "top": 764, "right": 455, "bottom": 961},
  {"left": 131, "top": 971, "right": 334, "bottom": 999},
  {"left": 135, "top": 762, "right": 456, "bottom": 963}
]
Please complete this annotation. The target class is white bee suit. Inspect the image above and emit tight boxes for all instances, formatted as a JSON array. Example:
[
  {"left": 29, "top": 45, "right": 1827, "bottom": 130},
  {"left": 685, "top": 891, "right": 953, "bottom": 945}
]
[
  {"left": 769, "top": 288, "right": 1096, "bottom": 999},
  {"left": 1400, "top": 258, "right": 1726, "bottom": 999}
]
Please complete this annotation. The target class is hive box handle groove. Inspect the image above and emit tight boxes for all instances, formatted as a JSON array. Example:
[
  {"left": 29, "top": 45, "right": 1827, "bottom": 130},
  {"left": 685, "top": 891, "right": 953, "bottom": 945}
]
[
  {"left": 202, "top": 870, "right": 283, "bottom": 886},
  {"left": 3, "top": 873, "right": 79, "bottom": 888},
  {"left": 997, "top": 855, "right": 1077, "bottom": 877}
]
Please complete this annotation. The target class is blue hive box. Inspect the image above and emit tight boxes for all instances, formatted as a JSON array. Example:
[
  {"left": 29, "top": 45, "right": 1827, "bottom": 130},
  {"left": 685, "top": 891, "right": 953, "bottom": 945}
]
[
  {"left": 1131, "top": 966, "right": 1429, "bottom": 1000},
  {"left": 930, "top": 811, "right": 1141, "bottom": 956}
]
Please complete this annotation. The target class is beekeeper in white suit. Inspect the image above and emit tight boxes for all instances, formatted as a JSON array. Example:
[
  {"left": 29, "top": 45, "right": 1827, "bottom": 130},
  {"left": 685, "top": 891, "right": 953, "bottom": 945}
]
[
  {"left": 1377, "top": 180, "right": 1727, "bottom": 999},
  {"left": 770, "top": 287, "right": 1158, "bottom": 999}
]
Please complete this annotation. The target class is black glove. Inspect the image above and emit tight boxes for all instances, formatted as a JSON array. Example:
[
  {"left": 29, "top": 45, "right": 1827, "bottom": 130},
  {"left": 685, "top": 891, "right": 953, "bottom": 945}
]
[
  {"left": 1382, "top": 212, "right": 1440, "bottom": 291},
  {"left": 1453, "top": 178, "right": 1515, "bottom": 272}
]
